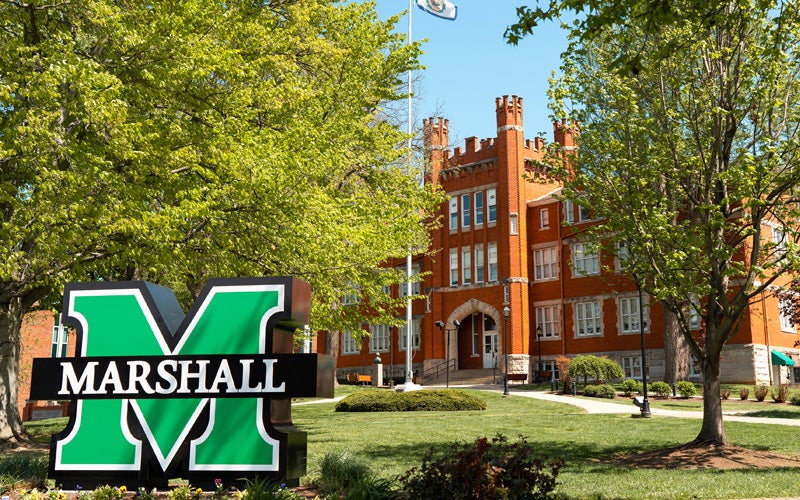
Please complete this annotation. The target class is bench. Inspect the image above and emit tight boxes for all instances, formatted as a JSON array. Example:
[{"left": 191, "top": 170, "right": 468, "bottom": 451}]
[
  {"left": 507, "top": 373, "right": 528, "bottom": 384},
  {"left": 346, "top": 373, "right": 373, "bottom": 385}
]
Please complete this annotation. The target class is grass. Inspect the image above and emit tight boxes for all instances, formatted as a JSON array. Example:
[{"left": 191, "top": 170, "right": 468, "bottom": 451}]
[
  {"left": 17, "top": 388, "right": 800, "bottom": 499},
  {"left": 293, "top": 388, "right": 800, "bottom": 499}
]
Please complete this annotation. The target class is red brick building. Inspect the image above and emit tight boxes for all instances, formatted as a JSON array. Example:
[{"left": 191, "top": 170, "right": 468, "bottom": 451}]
[
  {"left": 19, "top": 310, "right": 75, "bottom": 421},
  {"left": 325, "top": 95, "right": 799, "bottom": 386}
]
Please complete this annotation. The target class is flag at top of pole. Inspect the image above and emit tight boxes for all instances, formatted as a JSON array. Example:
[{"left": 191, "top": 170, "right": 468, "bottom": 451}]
[{"left": 415, "top": 0, "right": 457, "bottom": 20}]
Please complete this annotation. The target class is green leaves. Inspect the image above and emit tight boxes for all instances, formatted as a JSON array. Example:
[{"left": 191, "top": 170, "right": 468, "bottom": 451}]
[{"left": 0, "top": 0, "right": 438, "bottom": 334}]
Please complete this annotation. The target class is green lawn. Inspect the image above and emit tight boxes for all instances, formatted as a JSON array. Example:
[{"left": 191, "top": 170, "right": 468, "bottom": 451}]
[{"left": 293, "top": 389, "right": 800, "bottom": 499}]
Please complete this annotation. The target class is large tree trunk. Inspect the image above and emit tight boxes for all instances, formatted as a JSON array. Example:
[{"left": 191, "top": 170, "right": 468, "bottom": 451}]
[
  {"left": 323, "top": 330, "right": 340, "bottom": 386},
  {"left": 0, "top": 297, "right": 30, "bottom": 444},
  {"left": 662, "top": 307, "right": 689, "bottom": 385},
  {"left": 694, "top": 354, "right": 727, "bottom": 446}
]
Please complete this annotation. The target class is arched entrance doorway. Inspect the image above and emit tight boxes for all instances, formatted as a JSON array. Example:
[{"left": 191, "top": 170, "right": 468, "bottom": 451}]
[{"left": 446, "top": 299, "right": 503, "bottom": 371}]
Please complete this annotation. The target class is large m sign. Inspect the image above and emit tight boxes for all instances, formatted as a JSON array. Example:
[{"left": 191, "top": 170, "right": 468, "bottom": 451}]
[{"left": 30, "top": 277, "right": 333, "bottom": 489}]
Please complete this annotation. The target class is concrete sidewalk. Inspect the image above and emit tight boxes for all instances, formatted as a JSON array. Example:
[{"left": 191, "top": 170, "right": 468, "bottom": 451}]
[{"left": 499, "top": 389, "right": 800, "bottom": 426}]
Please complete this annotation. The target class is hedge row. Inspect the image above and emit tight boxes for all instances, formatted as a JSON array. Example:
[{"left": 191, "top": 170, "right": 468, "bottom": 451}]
[{"left": 335, "top": 389, "right": 487, "bottom": 412}]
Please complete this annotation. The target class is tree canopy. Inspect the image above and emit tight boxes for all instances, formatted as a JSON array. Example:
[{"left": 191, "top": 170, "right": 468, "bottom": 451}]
[
  {"left": 0, "top": 0, "right": 440, "bottom": 442},
  {"left": 543, "top": 0, "right": 800, "bottom": 445}
]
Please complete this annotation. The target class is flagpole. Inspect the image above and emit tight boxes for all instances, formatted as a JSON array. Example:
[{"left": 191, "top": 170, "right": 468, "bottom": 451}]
[{"left": 403, "top": 0, "right": 418, "bottom": 390}]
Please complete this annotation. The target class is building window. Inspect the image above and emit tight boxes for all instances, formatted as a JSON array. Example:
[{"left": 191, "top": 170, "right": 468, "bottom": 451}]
[
  {"left": 578, "top": 205, "right": 592, "bottom": 222},
  {"left": 536, "top": 360, "right": 560, "bottom": 379},
  {"left": 510, "top": 213, "right": 518, "bottom": 235},
  {"left": 487, "top": 188, "right": 497, "bottom": 223},
  {"left": 564, "top": 201, "right": 574, "bottom": 223},
  {"left": 689, "top": 355, "right": 702, "bottom": 379},
  {"left": 399, "top": 264, "right": 421, "bottom": 297},
  {"left": 449, "top": 248, "right": 459, "bottom": 286},
  {"left": 575, "top": 301, "right": 603, "bottom": 337},
  {"left": 773, "top": 226, "right": 786, "bottom": 263},
  {"left": 779, "top": 297, "right": 796, "bottom": 333},
  {"left": 51, "top": 314, "right": 69, "bottom": 358},
  {"left": 475, "top": 244, "right": 485, "bottom": 283},
  {"left": 540, "top": 208, "right": 549, "bottom": 229},
  {"left": 462, "top": 246, "right": 472, "bottom": 284},
  {"left": 449, "top": 197, "right": 458, "bottom": 232},
  {"left": 535, "top": 305, "right": 561, "bottom": 338},
  {"left": 572, "top": 242, "right": 599, "bottom": 276},
  {"left": 488, "top": 242, "right": 498, "bottom": 282},
  {"left": 399, "top": 318, "right": 421, "bottom": 351},
  {"left": 342, "top": 284, "right": 361, "bottom": 305},
  {"left": 462, "top": 194, "right": 471, "bottom": 228},
  {"left": 341, "top": 331, "right": 361, "bottom": 355},
  {"left": 621, "top": 356, "right": 642, "bottom": 379},
  {"left": 533, "top": 247, "right": 559, "bottom": 281},
  {"left": 688, "top": 294, "right": 700, "bottom": 330},
  {"left": 619, "top": 296, "right": 649, "bottom": 334},
  {"left": 475, "top": 191, "right": 484, "bottom": 226},
  {"left": 616, "top": 241, "right": 628, "bottom": 271},
  {"left": 503, "top": 284, "right": 510, "bottom": 304},
  {"left": 369, "top": 324, "right": 390, "bottom": 352}
]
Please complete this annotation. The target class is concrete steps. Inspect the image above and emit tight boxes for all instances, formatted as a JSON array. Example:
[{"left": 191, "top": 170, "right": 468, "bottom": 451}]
[{"left": 422, "top": 368, "right": 500, "bottom": 386}]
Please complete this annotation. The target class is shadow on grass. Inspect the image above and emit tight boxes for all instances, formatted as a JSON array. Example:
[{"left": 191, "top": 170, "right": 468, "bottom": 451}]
[{"left": 734, "top": 409, "right": 800, "bottom": 419}]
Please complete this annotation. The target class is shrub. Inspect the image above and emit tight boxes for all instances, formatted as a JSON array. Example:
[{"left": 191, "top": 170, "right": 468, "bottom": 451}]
[
  {"left": 789, "top": 392, "right": 800, "bottom": 406},
  {"left": 0, "top": 454, "right": 48, "bottom": 489},
  {"left": 312, "top": 451, "right": 395, "bottom": 499},
  {"left": 335, "top": 389, "right": 486, "bottom": 412},
  {"left": 582, "top": 384, "right": 617, "bottom": 399},
  {"left": 399, "top": 435, "right": 563, "bottom": 500},
  {"left": 771, "top": 384, "right": 790, "bottom": 403},
  {"left": 236, "top": 477, "right": 303, "bottom": 500},
  {"left": 621, "top": 379, "right": 642, "bottom": 397},
  {"left": 675, "top": 381, "right": 697, "bottom": 398},
  {"left": 649, "top": 381, "right": 672, "bottom": 398},
  {"left": 739, "top": 387, "right": 750, "bottom": 401},
  {"left": 568, "top": 355, "right": 624, "bottom": 385},
  {"left": 555, "top": 355, "right": 573, "bottom": 389},
  {"left": 754, "top": 385, "right": 769, "bottom": 401},
  {"left": 720, "top": 388, "right": 731, "bottom": 400}
]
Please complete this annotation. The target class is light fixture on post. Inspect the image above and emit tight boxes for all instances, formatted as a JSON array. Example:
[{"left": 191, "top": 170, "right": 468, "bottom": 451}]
[
  {"left": 536, "top": 324, "right": 543, "bottom": 382},
  {"left": 435, "top": 320, "right": 446, "bottom": 387},
  {"left": 502, "top": 306, "right": 510, "bottom": 396}
]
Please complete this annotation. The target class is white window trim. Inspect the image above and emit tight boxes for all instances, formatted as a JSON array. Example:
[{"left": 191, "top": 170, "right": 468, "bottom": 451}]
[
  {"left": 488, "top": 242, "right": 498, "bottom": 282},
  {"left": 461, "top": 193, "right": 471, "bottom": 229},
  {"left": 779, "top": 297, "right": 796, "bottom": 333},
  {"left": 474, "top": 191, "right": 484, "bottom": 227},
  {"left": 535, "top": 304, "right": 561, "bottom": 339},
  {"left": 574, "top": 300, "right": 603, "bottom": 338},
  {"left": 449, "top": 197, "right": 458, "bottom": 233},
  {"left": 487, "top": 188, "right": 497, "bottom": 224},
  {"left": 572, "top": 242, "right": 600, "bottom": 276},
  {"left": 341, "top": 331, "right": 361, "bottom": 355},
  {"left": 618, "top": 295, "right": 650, "bottom": 335},
  {"left": 399, "top": 318, "right": 421, "bottom": 351},
  {"left": 540, "top": 208, "right": 549, "bottom": 229},
  {"left": 533, "top": 246, "right": 559, "bottom": 281},
  {"left": 621, "top": 355, "right": 642, "bottom": 379},
  {"left": 369, "top": 324, "right": 390, "bottom": 353},
  {"left": 449, "top": 248, "right": 459, "bottom": 287},
  {"left": 475, "top": 244, "right": 485, "bottom": 284}
]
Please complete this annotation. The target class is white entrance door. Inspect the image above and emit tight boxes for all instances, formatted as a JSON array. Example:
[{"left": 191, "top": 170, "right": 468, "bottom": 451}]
[{"left": 483, "top": 331, "right": 498, "bottom": 368}]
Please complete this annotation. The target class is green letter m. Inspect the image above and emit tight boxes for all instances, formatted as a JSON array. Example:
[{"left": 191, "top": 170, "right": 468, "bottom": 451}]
[{"left": 41, "top": 277, "right": 329, "bottom": 489}]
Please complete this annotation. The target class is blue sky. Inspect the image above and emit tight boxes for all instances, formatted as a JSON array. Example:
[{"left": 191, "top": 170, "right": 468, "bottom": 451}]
[{"left": 374, "top": 1, "right": 569, "bottom": 146}]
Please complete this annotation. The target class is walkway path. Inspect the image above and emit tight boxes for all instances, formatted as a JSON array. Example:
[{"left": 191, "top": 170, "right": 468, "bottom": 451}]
[{"left": 487, "top": 387, "right": 800, "bottom": 426}]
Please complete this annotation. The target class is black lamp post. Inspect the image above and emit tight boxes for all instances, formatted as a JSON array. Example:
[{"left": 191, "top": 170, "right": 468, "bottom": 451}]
[
  {"left": 636, "top": 282, "right": 651, "bottom": 417},
  {"left": 503, "top": 306, "right": 510, "bottom": 396},
  {"left": 435, "top": 320, "right": 446, "bottom": 387}
]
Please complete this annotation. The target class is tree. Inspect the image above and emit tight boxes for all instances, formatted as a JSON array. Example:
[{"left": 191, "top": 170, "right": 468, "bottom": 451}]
[
  {"left": 544, "top": 1, "right": 800, "bottom": 446},
  {"left": 568, "top": 355, "right": 624, "bottom": 385},
  {"left": 0, "top": 0, "right": 439, "bottom": 444}
]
